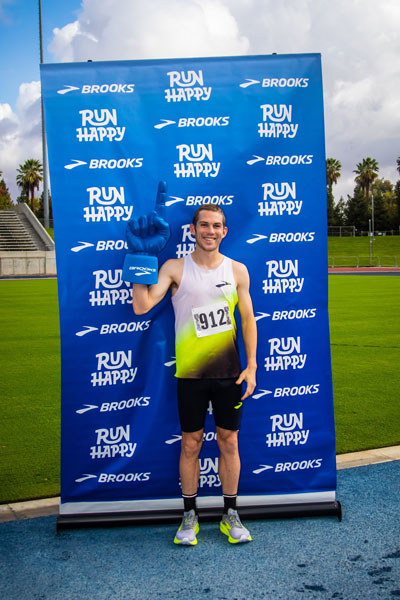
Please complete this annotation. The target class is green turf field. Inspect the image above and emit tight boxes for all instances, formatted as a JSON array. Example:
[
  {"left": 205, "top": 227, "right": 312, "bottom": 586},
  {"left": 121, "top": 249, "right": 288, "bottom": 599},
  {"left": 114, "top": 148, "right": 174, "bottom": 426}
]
[
  {"left": 0, "top": 274, "right": 399, "bottom": 503},
  {"left": 329, "top": 275, "right": 400, "bottom": 454},
  {"left": 0, "top": 280, "right": 60, "bottom": 503},
  {"left": 328, "top": 235, "right": 400, "bottom": 266}
]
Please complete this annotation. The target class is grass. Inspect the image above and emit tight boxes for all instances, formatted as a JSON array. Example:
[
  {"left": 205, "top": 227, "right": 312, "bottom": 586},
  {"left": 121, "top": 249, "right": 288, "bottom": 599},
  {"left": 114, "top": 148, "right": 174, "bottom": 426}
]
[
  {"left": 0, "top": 280, "right": 60, "bottom": 503},
  {"left": 329, "top": 275, "right": 400, "bottom": 454},
  {"left": 0, "top": 272, "right": 399, "bottom": 503},
  {"left": 328, "top": 235, "right": 400, "bottom": 266},
  {"left": 328, "top": 235, "right": 400, "bottom": 255}
]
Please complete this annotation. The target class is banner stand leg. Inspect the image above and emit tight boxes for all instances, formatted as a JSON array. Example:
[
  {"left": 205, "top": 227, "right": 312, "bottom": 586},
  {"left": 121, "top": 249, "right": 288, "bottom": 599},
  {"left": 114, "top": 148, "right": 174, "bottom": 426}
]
[{"left": 56, "top": 500, "right": 342, "bottom": 531}]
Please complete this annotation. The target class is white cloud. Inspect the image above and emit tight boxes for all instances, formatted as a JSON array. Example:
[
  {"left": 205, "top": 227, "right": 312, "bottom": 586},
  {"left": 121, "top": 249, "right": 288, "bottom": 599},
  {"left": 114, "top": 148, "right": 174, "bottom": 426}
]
[
  {"left": 0, "top": 103, "right": 18, "bottom": 137},
  {"left": 2, "top": 0, "right": 400, "bottom": 203},
  {"left": 0, "top": 82, "right": 42, "bottom": 200},
  {"left": 227, "top": 0, "right": 400, "bottom": 199},
  {"left": 49, "top": 0, "right": 249, "bottom": 62},
  {"left": 48, "top": 21, "right": 82, "bottom": 63}
]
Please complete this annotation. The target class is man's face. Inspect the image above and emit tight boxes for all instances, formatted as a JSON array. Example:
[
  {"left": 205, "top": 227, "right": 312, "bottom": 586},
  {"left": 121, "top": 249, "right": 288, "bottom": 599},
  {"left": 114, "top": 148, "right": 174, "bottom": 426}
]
[{"left": 190, "top": 210, "right": 227, "bottom": 252}]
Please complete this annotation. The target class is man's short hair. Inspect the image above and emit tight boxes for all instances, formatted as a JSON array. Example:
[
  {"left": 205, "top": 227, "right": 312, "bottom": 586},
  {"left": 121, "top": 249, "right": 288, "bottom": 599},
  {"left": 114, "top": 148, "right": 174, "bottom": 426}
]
[{"left": 192, "top": 204, "right": 226, "bottom": 227}]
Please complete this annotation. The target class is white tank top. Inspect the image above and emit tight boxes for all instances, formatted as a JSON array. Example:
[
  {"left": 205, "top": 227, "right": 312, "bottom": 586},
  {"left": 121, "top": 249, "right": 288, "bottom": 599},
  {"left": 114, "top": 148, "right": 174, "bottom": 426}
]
[{"left": 171, "top": 254, "right": 241, "bottom": 379}]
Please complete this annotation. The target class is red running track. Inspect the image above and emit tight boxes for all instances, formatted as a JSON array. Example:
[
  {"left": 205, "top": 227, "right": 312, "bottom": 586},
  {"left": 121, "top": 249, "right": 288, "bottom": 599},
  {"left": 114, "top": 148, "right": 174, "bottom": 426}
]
[{"left": 328, "top": 266, "right": 400, "bottom": 273}]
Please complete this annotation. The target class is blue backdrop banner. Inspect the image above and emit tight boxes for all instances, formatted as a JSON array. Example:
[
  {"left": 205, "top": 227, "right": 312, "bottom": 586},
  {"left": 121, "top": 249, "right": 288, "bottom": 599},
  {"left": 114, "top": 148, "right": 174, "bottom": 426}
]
[{"left": 41, "top": 53, "right": 337, "bottom": 515}]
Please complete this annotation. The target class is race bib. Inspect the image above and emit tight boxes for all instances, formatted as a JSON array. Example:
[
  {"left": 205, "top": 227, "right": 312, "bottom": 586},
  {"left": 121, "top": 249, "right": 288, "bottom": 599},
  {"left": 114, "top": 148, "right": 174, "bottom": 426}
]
[{"left": 192, "top": 301, "right": 233, "bottom": 338}]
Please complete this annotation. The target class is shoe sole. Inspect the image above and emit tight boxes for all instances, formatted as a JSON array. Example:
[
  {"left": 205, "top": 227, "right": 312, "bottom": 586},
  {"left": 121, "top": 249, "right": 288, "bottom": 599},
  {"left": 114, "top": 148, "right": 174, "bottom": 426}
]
[{"left": 220, "top": 521, "right": 252, "bottom": 544}]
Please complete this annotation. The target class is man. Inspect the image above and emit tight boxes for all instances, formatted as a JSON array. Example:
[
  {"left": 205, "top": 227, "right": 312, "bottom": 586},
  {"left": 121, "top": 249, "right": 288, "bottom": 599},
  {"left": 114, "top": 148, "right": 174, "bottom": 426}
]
[{"left": 130, "top": 196, "right": 257, "bottom": 546}]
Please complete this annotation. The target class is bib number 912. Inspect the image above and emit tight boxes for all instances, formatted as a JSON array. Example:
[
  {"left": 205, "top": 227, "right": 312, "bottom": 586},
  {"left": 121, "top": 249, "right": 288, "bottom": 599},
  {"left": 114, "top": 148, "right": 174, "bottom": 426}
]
[{"left": 192, "top": 302, "right": 233, "bottom": 338}]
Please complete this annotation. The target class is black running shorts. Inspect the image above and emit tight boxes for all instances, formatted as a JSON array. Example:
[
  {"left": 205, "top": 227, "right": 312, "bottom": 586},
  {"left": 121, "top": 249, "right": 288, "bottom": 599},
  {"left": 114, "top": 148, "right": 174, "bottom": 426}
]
[{"left": 177, "top": 378, "right": 243, "bottom": 433}]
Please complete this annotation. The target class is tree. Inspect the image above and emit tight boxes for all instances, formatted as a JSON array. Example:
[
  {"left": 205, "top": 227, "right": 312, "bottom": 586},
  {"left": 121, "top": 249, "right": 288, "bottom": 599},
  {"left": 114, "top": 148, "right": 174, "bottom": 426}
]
[
  {"left": 16, "top": 159, "right": 43, "bottom": 213},
  {"left": 345, "top": 185, "right": 369, "bottom": 231},
  {"left": 326, "top": 158, "right": 341, "bottom": 226},
  {"left": 353, "top": 157, "right": 379, "bottom": 208},
  {"left": 327, "top": 186, "right": 335, "bottom": 226},
  {"left": 326, "top": 158, "right": 342, "bottom": 190},
  {"left": 394, "top": 157, "right": 400, "bottom": 231},
  {"left": 395, "top": 180, "right": 400, "bottom": 231},
  {"left": 333, "top": 196, "right": 346, "bottom": 226},
  {"left": 16, "top": 190, "right": 29, "bottom": 204},
  {"left": 36, "top": 190, "right": 53, "bottom": 222},
  {"left": 0, "top": 170, "right": 13, "bottom": 209},
  {"left": 371, "top": 178, "right": 395, "bottom": 231}
]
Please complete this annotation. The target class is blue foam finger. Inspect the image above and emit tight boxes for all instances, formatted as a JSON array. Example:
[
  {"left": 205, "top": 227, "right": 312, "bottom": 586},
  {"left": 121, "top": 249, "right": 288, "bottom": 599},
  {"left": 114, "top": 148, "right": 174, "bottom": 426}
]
[
  {"left": 138, "top": 215, "right": 147, "bottom": 238},
  {"left": 155, "top": 180, "right": 168, "bottom": 220},
  {"left": 148, "top": 212, "right": 156, "bottom": 237},
  {"left": 126, "top": 218, "right": 144, "bottom": 253},
  {"left": 123, "top": 181, "right": 170, "bottom": 276},
  {"left": 127, "top": 217, "right": 139, "bottom": 236}
]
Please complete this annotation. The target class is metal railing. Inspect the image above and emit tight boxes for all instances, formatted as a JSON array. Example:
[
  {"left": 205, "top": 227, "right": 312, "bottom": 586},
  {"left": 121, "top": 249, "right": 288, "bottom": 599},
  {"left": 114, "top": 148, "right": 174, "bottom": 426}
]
[
  {"left": 328, "top": 227, "right": 400, "bottom": 237},
  {"left": 357, "top": 230, "right": 399, "bottom": 237},
  {"left": 327, "top": 226, "right": 356, "bottom": 237},
  {"left": 328, "top": 256, "right": 399, "bottom": 268}
]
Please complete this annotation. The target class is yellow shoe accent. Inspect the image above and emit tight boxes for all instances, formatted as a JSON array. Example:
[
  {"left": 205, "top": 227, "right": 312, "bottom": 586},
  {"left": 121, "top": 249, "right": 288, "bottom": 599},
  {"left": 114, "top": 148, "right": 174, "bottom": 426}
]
[
  {"left": 220, "top": 509, "right": 252, "bottom": 544},
  {"left": 173, "top": 517, "right": 199, "bottom": 546}
]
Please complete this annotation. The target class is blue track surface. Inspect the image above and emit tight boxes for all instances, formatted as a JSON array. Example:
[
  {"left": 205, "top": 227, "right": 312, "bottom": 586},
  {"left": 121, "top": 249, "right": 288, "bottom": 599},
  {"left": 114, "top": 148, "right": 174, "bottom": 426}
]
[{"left": 1, "top": 461, "right": 399, "bottom": 599}]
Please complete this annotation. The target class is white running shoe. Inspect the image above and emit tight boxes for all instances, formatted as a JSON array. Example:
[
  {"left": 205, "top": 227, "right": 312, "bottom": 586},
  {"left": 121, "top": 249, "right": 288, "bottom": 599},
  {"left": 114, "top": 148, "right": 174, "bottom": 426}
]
[
  {"left": 220, "top": 508, "right": 252, "bottom": 544},
  {"left": 173, "top": 509, "right": 199, "bottom": 546}
]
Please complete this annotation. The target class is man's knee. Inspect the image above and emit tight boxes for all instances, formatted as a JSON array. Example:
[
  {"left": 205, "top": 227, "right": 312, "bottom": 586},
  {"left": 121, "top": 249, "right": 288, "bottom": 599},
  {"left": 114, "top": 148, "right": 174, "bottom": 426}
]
[
  {"left": 181, "top": 430, "right": 203, "bottom": 459},
  {"left": 216, "top": 428, "right": 239, "bottom": 455}
]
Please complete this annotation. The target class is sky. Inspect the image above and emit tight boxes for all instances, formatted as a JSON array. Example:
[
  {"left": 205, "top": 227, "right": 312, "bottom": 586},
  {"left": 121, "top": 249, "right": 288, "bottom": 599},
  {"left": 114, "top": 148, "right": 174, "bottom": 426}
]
[{"left": 0, "top": 0, "right": 399, "bottom": 202}]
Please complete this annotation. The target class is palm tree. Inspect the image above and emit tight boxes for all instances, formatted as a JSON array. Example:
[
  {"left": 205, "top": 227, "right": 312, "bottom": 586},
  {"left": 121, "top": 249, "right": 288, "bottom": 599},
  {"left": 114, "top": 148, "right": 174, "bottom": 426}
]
[
  {"left": 16, "top": 159, "right": 43, "bottom": 213},
  {"left": 326, "top": 158, "right": 342, "bottom": 192},
  {"left": 325, "top": 158, "right": 341, "bottom": 226},
  {"left": 353, "top": 157, "right": 379, "bottom": 206}
]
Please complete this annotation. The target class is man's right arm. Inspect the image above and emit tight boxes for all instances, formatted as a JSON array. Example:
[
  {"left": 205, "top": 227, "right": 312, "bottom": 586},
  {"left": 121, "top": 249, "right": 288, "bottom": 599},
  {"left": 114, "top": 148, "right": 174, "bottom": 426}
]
[{"left": 132, "top": 259, "right": 178, "bottom": 315}]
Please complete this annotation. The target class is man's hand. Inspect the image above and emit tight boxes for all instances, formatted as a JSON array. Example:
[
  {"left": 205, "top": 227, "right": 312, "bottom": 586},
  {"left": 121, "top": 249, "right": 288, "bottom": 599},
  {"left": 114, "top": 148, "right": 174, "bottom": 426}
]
[{"left": 236, "top": 366, "right": 257, "bottom": 400}]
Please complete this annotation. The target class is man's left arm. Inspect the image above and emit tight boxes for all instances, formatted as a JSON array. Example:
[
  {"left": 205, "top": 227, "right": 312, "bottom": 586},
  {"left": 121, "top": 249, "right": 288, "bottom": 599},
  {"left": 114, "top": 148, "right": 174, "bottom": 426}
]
[{"left": 234, "top": 262, "right": 257, "bottom": 400}]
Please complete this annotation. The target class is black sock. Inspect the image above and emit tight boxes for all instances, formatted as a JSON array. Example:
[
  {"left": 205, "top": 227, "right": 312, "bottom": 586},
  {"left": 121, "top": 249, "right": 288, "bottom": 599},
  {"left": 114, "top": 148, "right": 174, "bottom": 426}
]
[
  {"left": 183, "top": 493, "right": 197, "bottom": 514},
  {"left": 223, "top": 494, "right": 237, "bottom": 513}
]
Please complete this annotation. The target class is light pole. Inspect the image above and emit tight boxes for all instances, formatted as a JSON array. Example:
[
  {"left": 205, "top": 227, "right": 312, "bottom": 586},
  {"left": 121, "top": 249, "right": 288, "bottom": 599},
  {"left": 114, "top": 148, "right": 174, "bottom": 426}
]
[
  {"left": 369, "top": 219, "right": 372, "bottom": 265},
  {"left": 371, "top": 193, "right": 375, "bottom": 260},
  {"left": 39, "top": 0, "right": 49, "bottom": 229}
]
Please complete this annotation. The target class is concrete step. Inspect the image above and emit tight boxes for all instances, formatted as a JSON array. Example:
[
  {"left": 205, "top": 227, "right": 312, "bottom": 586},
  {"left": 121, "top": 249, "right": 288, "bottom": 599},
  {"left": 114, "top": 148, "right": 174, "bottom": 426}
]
[{"left": 0, "top": 208, "right": 43, "bottom": 251}]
